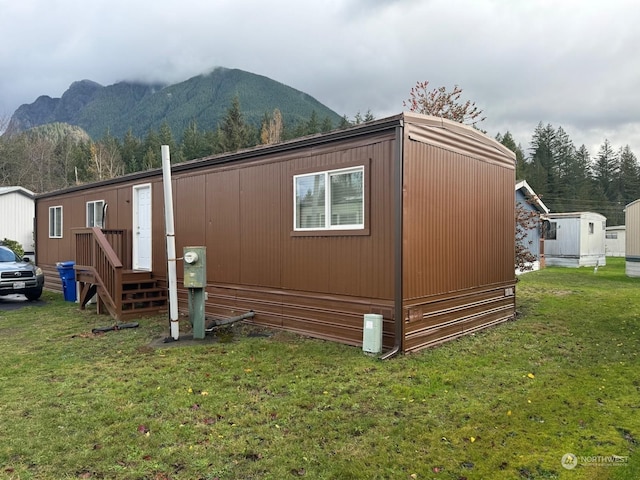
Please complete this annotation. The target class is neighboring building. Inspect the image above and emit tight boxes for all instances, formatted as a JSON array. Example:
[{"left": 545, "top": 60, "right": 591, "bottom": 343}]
[
  {"left": 515, "top": 180, "right": 549, "bottom": 273},
  {"left": 605, "top": 225, "right": 625, "bottom": 257},
  {"left": 626, "top": 200, "right": 640, "bottom": 277},
  {"left": 543, "top": 212, "right": 606, "bottom": 267},
  {"left": 0, "top": 186, "right": 35, "bottom": 256},
  {"left": 34, "top": 113, "right": 517, "bottom": 355}
]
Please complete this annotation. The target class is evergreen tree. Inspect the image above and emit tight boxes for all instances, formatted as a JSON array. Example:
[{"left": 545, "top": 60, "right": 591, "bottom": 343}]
[
  {"left": 338, "top": 115, "right": 351, "bottom": 129},
  {"left": 219, "top": 96, "right": 249, "bottom": 152},
  {"left": 158, "top": 121, "right": 182, "bottom": 163},
  {"left": 306, "top": 111, "right": 319, "bottom": 135},
  {"left": 181, "top": 120, "right": 209, "bottom": 160},
  {"left": 204, "top": 129, "right": 224, "bottom": 156},
  {"left": 592, "top": 139, "right": 619, "bottom": 200},
  {"left": 553, "top": 126, "right": 577, "bottom": 211},
  {"left": 496, "top": 131, "right": 526, "bottom": 180},
  {"left": 568, "top": 144, "right": 593, "bottom": 211},
  {"left": 121, "top": 128, "right": 142, "bottom": 173},
  {"left": 528, "top": 123, "right": 557, "bottom": 200},
  {"left": 141, "top": 129, "right": 161, "bottom": 169},
  {"left": 616, "top": 145, "right": 640, "bottom": 205},
  {"left": 320, "top": 116, "right": 333, "bottom": 133}
]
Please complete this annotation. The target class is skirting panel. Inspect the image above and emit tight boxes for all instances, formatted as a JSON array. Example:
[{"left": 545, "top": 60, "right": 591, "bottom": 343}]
[
  {"left": 626, "top": 260, "right": 640, "bottom": 278},
  {"left": 185, "top": 283, "right": 395, "bottom": 349},
  {"left": 403, "top": 284, "right": 516, "bottom": 353}
]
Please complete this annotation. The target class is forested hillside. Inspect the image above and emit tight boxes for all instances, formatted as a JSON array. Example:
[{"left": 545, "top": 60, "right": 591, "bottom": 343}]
[
  {"left": 0, "top": 96, "right": 364, "bottom": 194},
  {"left": 5, "top": 67, "right": 343, "bottom": 140}
]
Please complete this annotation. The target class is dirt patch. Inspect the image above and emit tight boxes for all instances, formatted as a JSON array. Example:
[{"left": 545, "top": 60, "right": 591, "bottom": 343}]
[{"left": 149, "top": 322, "right": 276, "bottom": 349}]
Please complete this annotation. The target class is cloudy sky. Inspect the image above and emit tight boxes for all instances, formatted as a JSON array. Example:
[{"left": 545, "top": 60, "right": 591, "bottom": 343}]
[{"left": 2, "top": 0, "right": 640, "bottom": 156}]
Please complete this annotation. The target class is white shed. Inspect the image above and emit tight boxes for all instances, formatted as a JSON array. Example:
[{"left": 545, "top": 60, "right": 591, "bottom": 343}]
[
  {"left": 543, "top": 212, "right": 606, "bottom": 267},
  {"left": 626, "top": 200, "right": 640, "bottom": 277},
  {"left": 605, "top": 225, "right": 625, "bottom": 257},
  {"left": 0, "top": 186, "right": 35, "bottom": 255}
]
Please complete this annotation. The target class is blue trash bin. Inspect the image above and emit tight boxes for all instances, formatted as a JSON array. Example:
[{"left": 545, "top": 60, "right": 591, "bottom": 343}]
[{"left": 56, "top": 261, "right": 76, "bottom": 302}]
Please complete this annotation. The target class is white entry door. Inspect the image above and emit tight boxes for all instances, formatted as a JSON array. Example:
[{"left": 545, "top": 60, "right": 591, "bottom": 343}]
[{"left": 133, "top": 184, "right": 152, "bottom": 271}]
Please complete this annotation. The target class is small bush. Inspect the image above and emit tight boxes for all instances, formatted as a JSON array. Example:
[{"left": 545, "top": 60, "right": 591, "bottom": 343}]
[{"left": 1, "top": 238, "right": 24, "bottom": 257}]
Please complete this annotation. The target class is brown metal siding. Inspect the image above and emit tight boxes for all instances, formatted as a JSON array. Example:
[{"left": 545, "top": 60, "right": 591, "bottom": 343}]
[
  {"left": 174, "top": 174, "right": 207, "bottom": 248},
  {"left": 35, "top": 126, "right": 398, "bottom": 349},
  {"left": 240, "top": 162, "right": 283, "bottom": 287},
  {"left": 205, "top": 169, "right": 241, "bottom": 284},
  {"left": 402, "top": 141, "right": 514, "bottom": 295},
  {"left": 401, "top": 116, "right": 516, "bottom": 352}
]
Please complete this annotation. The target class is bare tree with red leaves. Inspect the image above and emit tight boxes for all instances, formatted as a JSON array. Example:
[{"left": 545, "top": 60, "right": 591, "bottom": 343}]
[{"left": 403, "top": 81, "right": 486, "bottom": 128}]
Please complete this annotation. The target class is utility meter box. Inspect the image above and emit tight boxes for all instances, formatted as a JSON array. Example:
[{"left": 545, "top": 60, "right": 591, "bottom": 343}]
[
  {"left": 362, "top": 313, "right": 383, "bottom": 354},
  {"left": 183, "top": 246, "right": 206, "bottom": 288}
]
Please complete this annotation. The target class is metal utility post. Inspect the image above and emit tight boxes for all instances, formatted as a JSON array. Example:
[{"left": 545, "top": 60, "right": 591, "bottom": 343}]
[{"left": 183, "top": 246, "right": 206, "bottom": 339}]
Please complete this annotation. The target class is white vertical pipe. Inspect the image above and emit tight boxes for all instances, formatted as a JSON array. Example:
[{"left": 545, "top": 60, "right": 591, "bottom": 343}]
[{"left": 162, "top": 145, "right": 179, "bottom": 340}]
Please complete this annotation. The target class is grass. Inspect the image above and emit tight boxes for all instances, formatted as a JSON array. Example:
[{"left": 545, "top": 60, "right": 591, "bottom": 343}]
[{"left": 0, "top": 257, "right": 639, "bottom": 479}]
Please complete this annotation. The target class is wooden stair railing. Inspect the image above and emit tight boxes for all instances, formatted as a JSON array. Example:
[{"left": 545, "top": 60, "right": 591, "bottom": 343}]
[
  {"left": 73, "top": 228, "right": 167, "bottom": 322},
  {"left": 74, "top": 227, "right": 124, "bottom": 320}
]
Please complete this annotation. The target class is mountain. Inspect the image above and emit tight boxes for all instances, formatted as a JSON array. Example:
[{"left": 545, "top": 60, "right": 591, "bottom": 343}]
[{"left": 6, "top": 67, "right": 343, "bottom": 140}]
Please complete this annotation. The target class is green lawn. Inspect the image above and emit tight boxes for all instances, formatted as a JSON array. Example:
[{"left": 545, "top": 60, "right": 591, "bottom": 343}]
[{"left": 0, "top": 258, "right": 638, "bottom": 479}]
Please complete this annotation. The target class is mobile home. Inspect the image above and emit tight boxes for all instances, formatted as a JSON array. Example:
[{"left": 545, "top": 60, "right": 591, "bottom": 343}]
[
  {"left": 626, "top": 200, "right": 640, "bottom": 277},
  {"left": 0, "top": 186, "right": 35, "bottom": 256},
  {"left": 34, "top": 113, "right": 517, "bottom": 355},
  {"left": 543, "top": 212, "right": 606, "bottom": 267},
  {"left": 605, "top": 225, "right": 625, "bottom": 257}
]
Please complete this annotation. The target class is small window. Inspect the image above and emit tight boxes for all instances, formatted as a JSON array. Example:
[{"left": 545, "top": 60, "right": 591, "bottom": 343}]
[
  {"left": 588, "top": 222, "right": 594, "bottom": 234},
  {"left": 294, "top": 166, "right": 364, "bottom": 231},
  {"left": 544, "top": 221, "right": 557, "bottom": 240},
  {"left": 49, "top": 206, "right": 63, "bottom": 238},
  {"left": 87, "top": 200, "right": 105, "bottom": 228}
]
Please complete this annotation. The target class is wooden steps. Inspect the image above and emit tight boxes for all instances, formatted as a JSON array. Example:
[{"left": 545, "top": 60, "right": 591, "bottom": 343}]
[
  {"left": 79, "top": 269, "right": 167, "bottom": 321},
  {"left": 119, "top": 271, "right": 167, "bottom": 320},
  {"left": 74, "top": 228, "right": 166, "bottom": 323}
]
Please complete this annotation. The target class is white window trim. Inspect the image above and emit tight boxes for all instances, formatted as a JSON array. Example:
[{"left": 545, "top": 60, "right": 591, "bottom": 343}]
[
  {"left": 86, "top": 200, "right": 105, "bottom": 228},
  {"left": 49, "top": 206, "right": 63, "bottom": 238},
  {"left": 294, "top": 166, "right": 365, "bottom": 231}
]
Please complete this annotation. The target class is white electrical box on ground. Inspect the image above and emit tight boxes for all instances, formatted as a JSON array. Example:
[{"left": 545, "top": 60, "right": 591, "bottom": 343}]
[{"left": 362, "top": 313, "right": 383, "bottom": 354}]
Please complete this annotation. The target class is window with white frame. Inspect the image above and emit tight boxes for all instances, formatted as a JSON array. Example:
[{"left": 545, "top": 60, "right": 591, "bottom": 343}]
[
  {"left": 294, "top": 166, "right": 364, "bottom": 231},
  {"left": 588, "top": 222, "right": 594, "bottom": 234},
  {"left": 49, "top": 206, "right": 62, "bottom": 238},
  {"left": 87, "top": 200, "right": 105, "bottom": 228}
]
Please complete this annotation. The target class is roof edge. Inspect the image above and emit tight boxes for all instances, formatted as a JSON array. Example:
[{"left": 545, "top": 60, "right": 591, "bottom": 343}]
[
  {"left": 0, "top": 186, "right": 35, "bottom": 198},
  {"left": 515, "top": 180, "right": 550, "bottom": 214}
]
